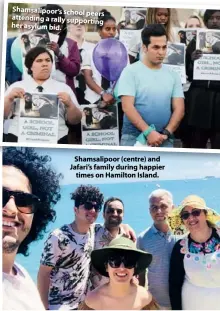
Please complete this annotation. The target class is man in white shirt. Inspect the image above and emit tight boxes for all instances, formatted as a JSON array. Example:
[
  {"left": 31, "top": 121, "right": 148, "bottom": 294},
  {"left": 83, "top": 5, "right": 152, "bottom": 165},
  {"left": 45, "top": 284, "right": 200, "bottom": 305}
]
[
  {"left": 2, "top": 146, "right": 62, "bottom": 310},
  {"left": 4, "top": 46, "right": 82, "bottom": 144}
]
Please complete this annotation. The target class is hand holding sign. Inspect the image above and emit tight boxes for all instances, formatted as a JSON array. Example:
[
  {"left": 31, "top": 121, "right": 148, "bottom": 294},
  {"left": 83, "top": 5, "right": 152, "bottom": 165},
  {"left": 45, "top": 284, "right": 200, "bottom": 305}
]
[
  {"left": 191, "top": 49, "right": 203, "bottom": 61},
  {"left": 57, "top": 92, "right": 72, "bottom": 107},
  {"left": 93, "top": 38, "right": 128, "bottom": 82},
  {"left": 47, "top": 41, "right": 60, "bottom": 56},
  {"left": 8, "top": 87, "right": 25, "bottom": 101}
]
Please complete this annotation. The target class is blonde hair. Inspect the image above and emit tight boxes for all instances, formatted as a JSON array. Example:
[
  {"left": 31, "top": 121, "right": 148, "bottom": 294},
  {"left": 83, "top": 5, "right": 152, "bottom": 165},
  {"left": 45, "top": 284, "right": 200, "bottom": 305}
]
[{"left": 146, "top": 8, "right": 172, "bottom": 41}]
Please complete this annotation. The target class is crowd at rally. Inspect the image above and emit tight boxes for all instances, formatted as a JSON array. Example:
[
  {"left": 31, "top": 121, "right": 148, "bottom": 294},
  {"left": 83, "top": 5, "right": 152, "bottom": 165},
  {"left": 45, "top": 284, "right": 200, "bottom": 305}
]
[
  {"left": 4, "top": 5, "right": 220, "bottom": 148},
  {"left": 2, "top": 147, "right": 220, "bottom": 310}
]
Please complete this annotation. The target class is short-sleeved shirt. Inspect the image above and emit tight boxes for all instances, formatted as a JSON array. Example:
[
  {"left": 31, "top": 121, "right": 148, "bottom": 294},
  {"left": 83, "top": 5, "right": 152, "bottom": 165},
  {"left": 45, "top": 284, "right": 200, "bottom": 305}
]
[
  {"left": 137, "top": 225, "right": 177, "bottom": 309},
  {"left": 3, "top": 262, "right": 45, "bottom": 310},
  {"left": 90, "top": 225, "right": 124, "bottom": 289},
  {"left": 40, "top": 224, "right": 95, "bottom": 310},
  {"left": 117, "top": 61, "right": 184, "bottom": 137},
  {"left": 4, "top": 76, "right": 80, "bottom": 140}
]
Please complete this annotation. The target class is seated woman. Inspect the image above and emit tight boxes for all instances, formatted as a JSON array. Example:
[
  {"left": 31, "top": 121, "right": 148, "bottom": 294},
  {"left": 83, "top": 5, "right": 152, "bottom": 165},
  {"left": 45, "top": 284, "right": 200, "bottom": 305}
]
[
  {"left": 79, "top": 237, "right": 160, "bottom": 310},
  {"left": 4, "top": 46, "right": 81, "bottom": 144},
  {"left": 168, "top": 195, "right": 220, "bottom": 310}
]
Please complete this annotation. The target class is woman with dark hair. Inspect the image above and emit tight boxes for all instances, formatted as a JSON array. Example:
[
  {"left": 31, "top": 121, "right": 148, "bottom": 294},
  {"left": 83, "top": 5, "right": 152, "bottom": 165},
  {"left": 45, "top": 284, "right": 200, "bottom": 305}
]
[
  {"left": 82, "top": 9, "right": 117, "bottom": 107},
  {"left": 168, "top": 195, "right": 220, "bottom": 309},
  {"left": 79, "top": 237, "right": 159, "bottom": 310},
  {"left": 182, "top": 9, "right": 220, "bottom": 148},
  {"left": 4, "top": 46, "right": 82, "bottom": 144},
  {"left": 3, "top": 147, "right": 62, "bottom": 310},
  {"left": 40, "top": 4, "right": 81, "bottom": 95},
  {"left": 128, "top": 8, "right": 174, "bottom": 64}
]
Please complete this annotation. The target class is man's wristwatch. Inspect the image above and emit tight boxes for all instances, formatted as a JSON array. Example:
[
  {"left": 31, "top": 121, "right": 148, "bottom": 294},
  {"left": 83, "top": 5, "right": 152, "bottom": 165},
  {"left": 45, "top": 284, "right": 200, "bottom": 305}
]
[{"left": 161, "top": 128, "right": 172, "bottom": 138}]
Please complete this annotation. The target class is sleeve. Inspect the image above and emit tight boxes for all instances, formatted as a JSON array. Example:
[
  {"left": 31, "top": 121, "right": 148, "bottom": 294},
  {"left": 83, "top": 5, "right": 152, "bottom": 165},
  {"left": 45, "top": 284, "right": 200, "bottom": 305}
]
[
  {"left": 169, "top": 240, "right": 185, "bottom": 310},
  {"left": 117, "top": 66, "right": 136, "bottom": 97},
  {"left": 171, "top": 72, "right": 184, "bottom": 98},
  {"left": 128, "top": 32, "right": 141, "bottom": 58},
  {"left": 57, "top": 39, "right": 80, "bottom": 77},
  {"left": 40, "top": 233, "right": 63, "bottom": 267},
  {"left": 81, "top": 49, "right": 92, "bottom": 70}
]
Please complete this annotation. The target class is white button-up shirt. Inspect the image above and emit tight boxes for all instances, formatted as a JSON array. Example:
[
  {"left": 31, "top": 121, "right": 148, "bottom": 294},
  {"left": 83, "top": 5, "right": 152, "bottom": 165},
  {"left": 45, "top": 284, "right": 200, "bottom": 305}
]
[{"left": 5, "top": 76, "right": 80, "bottom": 140}]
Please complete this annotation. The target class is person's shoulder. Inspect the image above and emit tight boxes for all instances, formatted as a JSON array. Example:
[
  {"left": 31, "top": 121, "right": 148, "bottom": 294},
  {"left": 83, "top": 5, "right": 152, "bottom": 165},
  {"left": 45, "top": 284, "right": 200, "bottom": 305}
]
[
  {"left": 138, "top": 226, "right": 153, "bottom": 239},
  {"left": 162, "top": 66, "right": 181, "bottom": 81},
  {"left": 14, "top": 262, "right": 30, "bottom": 278},
  {"left": 51, "top": 78, "right": 73, "bottom": 92},
  {"left": 137, "top": 286, "right": 153, "bottom": 308},
  {"left": 49, "top": 224, "right": 70, "bottom": 237},
  {"left": 84, "top": 41, "right": 96, "bottom": 50},
  {"left": 85, "top": 286, "right": 104, "bottom": 309}
]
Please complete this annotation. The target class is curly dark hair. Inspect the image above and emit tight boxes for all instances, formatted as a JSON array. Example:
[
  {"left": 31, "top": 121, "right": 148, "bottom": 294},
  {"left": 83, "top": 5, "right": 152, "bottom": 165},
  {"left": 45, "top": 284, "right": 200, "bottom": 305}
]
[
  {"left": 71, "top": 185, "right": 104, "bottom": 208},
  {"left": 3, "top": 147, "right": 63, "bottom": 256}
]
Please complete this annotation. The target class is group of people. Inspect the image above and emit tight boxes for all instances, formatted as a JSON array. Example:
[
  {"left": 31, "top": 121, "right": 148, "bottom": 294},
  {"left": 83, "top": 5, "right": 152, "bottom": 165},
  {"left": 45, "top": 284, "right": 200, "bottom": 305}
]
[
  {"left": 4, "top": 6, "right": 220, "bottom": 148},
  {"left": 2, "top": 147, "right": 220, "bottom": 310}
]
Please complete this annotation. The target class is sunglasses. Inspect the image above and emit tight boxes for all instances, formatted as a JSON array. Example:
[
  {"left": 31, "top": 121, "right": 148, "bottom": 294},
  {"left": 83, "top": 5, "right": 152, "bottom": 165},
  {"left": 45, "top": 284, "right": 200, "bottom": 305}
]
[
  {"left": 83, "top": 202, "right": 101, "bottom": 212},
  {"left": 3, "top": 187, "right": 40, "bottom": 214},
  {"left": 180, "top": 209, "right": 202, "bottom": 220},
  {"left": 106, "top": 207, "right": 123, "bottom": 215},
  {"left": 108, "top": 254, "right": 137, "bottom": 269}
]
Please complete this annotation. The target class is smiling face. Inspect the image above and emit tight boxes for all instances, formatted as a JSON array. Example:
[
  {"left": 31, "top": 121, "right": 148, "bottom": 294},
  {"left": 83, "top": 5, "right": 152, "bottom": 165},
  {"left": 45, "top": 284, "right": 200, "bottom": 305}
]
[
  {"left": 74, "top": 202, "right": 99, "bottom": 225},
  {"left": 149, "top": 194, "right": 173, "bottom": 225},
  {"left": 2, "top": 166, "right": 34, "bottom": 254},
  {"left": 104, "top": 200, "right": 124, "bottom": 229},
  {"left": 181, "top": 206, "right": 208, "bottom": 233}
]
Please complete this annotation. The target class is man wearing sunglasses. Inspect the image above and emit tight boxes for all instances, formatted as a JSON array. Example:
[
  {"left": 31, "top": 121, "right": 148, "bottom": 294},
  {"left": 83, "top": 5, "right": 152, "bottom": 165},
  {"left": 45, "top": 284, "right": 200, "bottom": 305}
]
[
  {"left": 2, "top": 147, "right": 62, "bottom": 310},
  {"left": 90, "top": 197, "right": 125, "bottom": 288},
  {"left": 137, "top": 189, "right": 177, "bottom": 310},
  {"left": 38, "top": 184, "right": 104, "bottom": 310}
]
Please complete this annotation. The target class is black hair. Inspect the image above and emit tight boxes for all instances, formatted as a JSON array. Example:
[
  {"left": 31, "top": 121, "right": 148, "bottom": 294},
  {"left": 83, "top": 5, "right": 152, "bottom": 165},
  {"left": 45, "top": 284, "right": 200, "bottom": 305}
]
[
  {"left": 97, "top": 9, "right": 116, "bottom": 30},
  {"left": 71, "top": 185, "right": 104, "bottom": 208},
  {"left": 203, "top": 10, "right": 220, "bottom": 27},
  {"left": 40, "top": 4, "right": 67, "bottom": 47},
  {"left": 83, "top": 107, "right": 93, "bottom": 126},
  {"left": 3, "top": 147, "right": 63, "bottom": 256},
  {"left": 103, "top": 197, "right": 124, "bottom": 213},
  {"left": 24, "top": 46, "right": 53, "bottom": 75},
  {"left": 141, "top": 24, "right": 167, "bottom": 47}
]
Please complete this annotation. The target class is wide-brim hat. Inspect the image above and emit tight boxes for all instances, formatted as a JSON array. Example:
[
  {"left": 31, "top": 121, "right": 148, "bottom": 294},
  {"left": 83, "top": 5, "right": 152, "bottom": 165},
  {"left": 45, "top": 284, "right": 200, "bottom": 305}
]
[
  {"left": 167, "top": 195, "right": 220, "bottom": 235},
  {"left": 91, "top": 237, "right": 152, "bottom": 277}
]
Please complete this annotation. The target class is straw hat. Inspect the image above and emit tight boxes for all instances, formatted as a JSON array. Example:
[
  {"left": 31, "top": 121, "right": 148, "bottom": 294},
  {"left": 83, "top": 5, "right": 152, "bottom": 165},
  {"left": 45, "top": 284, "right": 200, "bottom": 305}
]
[
  {"left": 167, "top": 195, "right": 220, "bottom": 235},
  {"left": 91, "top": 237, "right": 152, "bottom": 277}
]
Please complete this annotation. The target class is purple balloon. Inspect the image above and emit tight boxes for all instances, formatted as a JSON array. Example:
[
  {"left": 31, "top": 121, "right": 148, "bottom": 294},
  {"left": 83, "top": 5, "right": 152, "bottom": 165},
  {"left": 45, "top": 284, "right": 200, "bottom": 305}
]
[{"left": 93, "top": 38, "right": 128, "bottom": 82}]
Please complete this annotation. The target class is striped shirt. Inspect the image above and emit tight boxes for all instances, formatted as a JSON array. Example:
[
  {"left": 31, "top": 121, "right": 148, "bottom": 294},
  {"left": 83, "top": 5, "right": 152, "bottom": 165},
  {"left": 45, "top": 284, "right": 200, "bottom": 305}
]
[{"left": 137, "top": 225, "right": 177, "bottom": 309}]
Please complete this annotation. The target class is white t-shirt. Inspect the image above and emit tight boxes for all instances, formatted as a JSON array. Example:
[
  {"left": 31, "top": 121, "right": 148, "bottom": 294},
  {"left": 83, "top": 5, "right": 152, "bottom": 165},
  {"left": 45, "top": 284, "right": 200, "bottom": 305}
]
[
  {"left": 81, "top": 46, "right": 102, "bottom": 104},
  {"left": 40, "top": 224, "right": 95, "bottom": 310},
  {"left": 3, "top": 262, "right": 45, "bottom": 310},
  {"left": 4, "top": 76, "right": 80, "bottom": 140}
]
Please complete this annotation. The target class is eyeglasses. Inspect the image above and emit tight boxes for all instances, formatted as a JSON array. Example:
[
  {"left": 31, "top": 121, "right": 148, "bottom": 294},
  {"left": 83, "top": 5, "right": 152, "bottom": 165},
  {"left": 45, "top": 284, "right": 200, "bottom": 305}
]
[
  {"left": 180, "top": 209, "right": 202, "bottom": 220},
  {"left": 3, "top": 187, "right": 40, "bottom": 214},
  {"left": 83, "top": 202, "right": 101, "bottom": 212},
  {"left": 106, "top": 207, "right": 123, "bottom": 215},
  {"left": 108, "top": 254, "right": 137, "bottom": 269}
]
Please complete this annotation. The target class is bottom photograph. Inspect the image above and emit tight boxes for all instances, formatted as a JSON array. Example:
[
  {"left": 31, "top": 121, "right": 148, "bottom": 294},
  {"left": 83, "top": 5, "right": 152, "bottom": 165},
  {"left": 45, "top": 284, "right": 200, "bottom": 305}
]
[{"left": 2, "top": 146, "right": 220, "bottom": 311}]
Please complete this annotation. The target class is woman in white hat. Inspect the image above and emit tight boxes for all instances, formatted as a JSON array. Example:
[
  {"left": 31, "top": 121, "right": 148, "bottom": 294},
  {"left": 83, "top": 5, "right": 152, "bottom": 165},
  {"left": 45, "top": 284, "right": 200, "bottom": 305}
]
[
  {"left": 79, "top": 236, "right": 160, "bottom": 310},
  {"left": 168, "top": 195, "right": 220, "bottom": 310}
]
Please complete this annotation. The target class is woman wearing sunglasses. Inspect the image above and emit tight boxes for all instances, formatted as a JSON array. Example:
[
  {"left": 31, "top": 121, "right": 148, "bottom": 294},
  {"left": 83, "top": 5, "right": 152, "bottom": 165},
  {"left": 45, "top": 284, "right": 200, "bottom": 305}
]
[
  {"left": 168, "top": 195, "right": 220, "bottom": 310},
  {"left": 79, "top": 236, "right": 160, "bottom": 310}
]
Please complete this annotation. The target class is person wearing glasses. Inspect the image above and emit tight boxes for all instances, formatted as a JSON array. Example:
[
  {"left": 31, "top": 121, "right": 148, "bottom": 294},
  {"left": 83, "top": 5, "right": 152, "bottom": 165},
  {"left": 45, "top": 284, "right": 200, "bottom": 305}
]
[
  {"left": 90, "top": 197, "right": 126, "bottom": 288},
  {"left": 79, "top": 236, "right": 159, "bottom": 310},
  {"left": 2, "top": 147, "right": 62, "bottom": 310},
  {"left": 168, "top": 195, "right": 220, "bottom": 310},
  {"left": 137, "top": 189, "right": 177, "bottom": 310}
]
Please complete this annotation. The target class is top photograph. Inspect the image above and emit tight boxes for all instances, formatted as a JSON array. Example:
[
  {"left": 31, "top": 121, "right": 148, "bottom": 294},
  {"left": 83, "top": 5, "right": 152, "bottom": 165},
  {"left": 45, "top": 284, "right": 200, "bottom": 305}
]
[{"left": 2, "top": 2, "right": 220, "bottom": 149}]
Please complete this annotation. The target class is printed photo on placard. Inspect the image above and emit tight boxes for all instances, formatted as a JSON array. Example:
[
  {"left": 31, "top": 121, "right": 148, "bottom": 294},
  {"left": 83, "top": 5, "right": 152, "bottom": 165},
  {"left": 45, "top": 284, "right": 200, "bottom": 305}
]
[
  {"left": 18, "top": 93, "right": 59, "bottom": 144},
  {"left": 163, "top": 43, "right": 186, "bottom": 83},
  {"left": 194, "top": 29, "right": 220, "bottom": 81},
  {"left": 81, "top": 103, "right": 119, "bottom": 145},
  {"left": 177, "top": 28, "right": 197, "bottom": 46}
]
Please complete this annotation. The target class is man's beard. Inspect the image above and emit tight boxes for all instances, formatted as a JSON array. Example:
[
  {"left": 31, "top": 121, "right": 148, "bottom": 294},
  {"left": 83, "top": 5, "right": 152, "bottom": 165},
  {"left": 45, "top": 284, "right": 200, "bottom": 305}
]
[
  {"left": 2, "top": 233, "right": 20, "bottom": 254},
  {"left": 107, "top": 217, "right": 122, "bottom": 228}
]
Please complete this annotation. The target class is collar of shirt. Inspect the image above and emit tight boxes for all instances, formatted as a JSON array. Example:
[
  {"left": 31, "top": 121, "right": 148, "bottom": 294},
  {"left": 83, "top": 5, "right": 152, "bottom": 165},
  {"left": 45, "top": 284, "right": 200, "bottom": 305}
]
[
  {"left": 103, "top": 225, "right": 121, "bottom": 239},
  {"left": 151, "top": 224, "right": 171, "bottom": 238},
  {"left": 25, "top": 75, "right": 53, "bottom": 92}
]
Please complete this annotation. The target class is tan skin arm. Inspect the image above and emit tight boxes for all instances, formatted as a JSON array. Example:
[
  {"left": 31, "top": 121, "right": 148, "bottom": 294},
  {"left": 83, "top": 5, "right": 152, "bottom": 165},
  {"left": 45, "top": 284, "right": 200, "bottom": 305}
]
[{"left": 165, "top": 97, "right": 185, "bottom": 134}]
